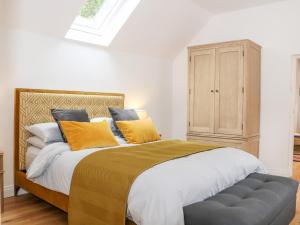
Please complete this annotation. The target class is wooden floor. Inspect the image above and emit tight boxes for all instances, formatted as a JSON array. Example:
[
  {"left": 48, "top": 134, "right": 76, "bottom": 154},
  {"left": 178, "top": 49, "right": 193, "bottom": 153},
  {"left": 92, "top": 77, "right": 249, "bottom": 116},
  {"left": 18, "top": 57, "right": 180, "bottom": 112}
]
[
  {"left": 2, "top": 163, "right": 300, "bottom": 225},
  {"left": 2, "top": 194, "right": 67, "bottom": 224}
]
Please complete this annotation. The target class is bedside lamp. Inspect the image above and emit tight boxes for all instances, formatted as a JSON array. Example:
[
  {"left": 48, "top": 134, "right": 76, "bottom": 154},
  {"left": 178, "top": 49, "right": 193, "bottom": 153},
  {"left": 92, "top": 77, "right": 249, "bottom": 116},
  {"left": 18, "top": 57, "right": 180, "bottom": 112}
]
[{"left": 135, "top": 109, "right": 148, "bottom": 120}]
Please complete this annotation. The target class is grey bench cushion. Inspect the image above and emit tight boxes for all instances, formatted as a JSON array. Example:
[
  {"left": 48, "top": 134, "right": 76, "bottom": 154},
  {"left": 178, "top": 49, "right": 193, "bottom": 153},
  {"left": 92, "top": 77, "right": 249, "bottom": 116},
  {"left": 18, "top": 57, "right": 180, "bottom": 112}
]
[{"left": 184, "top": 173, "right": 298, "bottom": 225}]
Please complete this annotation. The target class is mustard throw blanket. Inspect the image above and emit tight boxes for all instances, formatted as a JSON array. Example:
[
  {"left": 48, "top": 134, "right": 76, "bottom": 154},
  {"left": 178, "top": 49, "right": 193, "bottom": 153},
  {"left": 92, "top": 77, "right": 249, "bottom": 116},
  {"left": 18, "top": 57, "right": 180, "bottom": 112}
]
[{"left": 68, "top": 140, "right": 219, "bottom": 225}]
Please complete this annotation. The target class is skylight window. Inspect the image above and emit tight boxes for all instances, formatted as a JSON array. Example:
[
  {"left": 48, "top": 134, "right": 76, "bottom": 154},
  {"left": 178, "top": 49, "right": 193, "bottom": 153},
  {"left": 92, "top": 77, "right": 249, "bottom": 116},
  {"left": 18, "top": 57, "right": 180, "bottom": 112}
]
[
  {"left": 80, "top": 0, "right": 105, "bottom": 18},
  {"left": 65, "top": 0, "right": 141, "bottom": 46}
]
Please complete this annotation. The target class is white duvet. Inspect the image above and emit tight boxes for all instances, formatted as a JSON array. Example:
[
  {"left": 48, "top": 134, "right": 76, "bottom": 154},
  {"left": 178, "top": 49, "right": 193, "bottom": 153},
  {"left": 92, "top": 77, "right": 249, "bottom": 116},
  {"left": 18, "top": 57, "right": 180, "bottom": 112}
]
[{"left": 27, "top": 141, "right": 266, "bottom": 225}]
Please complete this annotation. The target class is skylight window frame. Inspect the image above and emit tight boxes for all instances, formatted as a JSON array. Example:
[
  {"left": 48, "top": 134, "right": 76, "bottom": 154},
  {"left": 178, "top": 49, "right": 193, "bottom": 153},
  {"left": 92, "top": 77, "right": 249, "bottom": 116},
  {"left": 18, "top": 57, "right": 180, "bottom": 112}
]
[
  {"left": 65, "top": 0, "right": 141, "bottom": 47},
  {"left": 72, "top": 0, "right": 121, "bottom": 35}
]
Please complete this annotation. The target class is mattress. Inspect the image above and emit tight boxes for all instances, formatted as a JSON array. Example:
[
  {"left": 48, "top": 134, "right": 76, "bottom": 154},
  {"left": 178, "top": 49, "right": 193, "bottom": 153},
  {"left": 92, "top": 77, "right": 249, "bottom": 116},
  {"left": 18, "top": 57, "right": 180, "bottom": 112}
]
[
  {"left": 27, "top": 141, "right": 266, "bottom": 225},
  {"left": 25, "top": 136, "right": 127, "bottom": 171},
  {"left": 25, "top": 146, "right": 41, "bottom": 170}
]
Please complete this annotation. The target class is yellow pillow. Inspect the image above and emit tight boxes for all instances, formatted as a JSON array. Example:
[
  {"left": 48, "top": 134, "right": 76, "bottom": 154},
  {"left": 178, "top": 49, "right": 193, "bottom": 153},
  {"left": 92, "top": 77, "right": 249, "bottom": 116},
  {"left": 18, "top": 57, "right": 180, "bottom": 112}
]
[
  {"left": 60, "top": 121, "right": 119, "bottom": 151},
  {"left": 116, "top": 118, "right": 161, "bottom": 144}
]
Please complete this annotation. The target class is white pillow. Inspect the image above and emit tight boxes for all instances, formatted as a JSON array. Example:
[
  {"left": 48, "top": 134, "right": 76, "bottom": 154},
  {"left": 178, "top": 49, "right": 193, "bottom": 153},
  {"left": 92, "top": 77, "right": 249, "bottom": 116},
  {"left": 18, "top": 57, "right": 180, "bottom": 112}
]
[
  {"left": 90, "top": 117, "right": 112, "bottom": 123},
  {"left": 27, "top": 136, "right": 49, "bottom": 149},
  {"left": 91, "top": 117, "right": 118, "bottom": 134},
  {"left": 25, "top": 122, "right": 63, "bottom": 143}
]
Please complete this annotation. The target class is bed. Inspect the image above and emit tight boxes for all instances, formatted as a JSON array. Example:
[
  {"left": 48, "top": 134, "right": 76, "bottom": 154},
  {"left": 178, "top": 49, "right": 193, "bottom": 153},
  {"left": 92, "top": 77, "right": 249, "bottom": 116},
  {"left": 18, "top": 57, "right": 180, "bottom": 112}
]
[
  {"left": 14, "top": 88, "right": 296, "bottom": 225},
  {"left": 14, "top": 88, "right": 126, "bottom": 212}
]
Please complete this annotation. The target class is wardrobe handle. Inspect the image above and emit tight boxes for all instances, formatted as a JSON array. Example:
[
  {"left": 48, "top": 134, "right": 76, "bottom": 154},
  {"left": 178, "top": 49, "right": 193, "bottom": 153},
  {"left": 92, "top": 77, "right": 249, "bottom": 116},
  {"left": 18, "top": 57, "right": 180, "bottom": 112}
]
[
  {"left": 215, "top": 90, "right": 219, "bottom": 93},
  {"left": 210, "top": 90, "right": 214, "bottom": 93}
]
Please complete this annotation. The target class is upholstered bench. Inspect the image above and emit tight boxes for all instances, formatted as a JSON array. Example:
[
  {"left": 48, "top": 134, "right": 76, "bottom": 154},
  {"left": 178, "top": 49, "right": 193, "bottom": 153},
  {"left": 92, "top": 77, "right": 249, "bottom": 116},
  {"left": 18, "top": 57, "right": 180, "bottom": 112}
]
[{"left": 184, "top": 173, "right": 298, "bottom": 225}]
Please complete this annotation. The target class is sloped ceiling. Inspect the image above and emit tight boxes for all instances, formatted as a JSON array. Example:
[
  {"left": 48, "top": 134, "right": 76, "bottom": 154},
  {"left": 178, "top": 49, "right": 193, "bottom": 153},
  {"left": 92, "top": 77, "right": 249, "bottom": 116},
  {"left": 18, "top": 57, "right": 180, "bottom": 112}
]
[
  {"left": 110, "top": 0, "right": 212, "bottom": 58},
  {"left": 2, "top": 0, "right": 287, "bottom": 58},
  {"left": 2, "top": 0, "right": 85, "bottom": 37},
  {"left": 192, "top": 0, "right": 287, "bottom": 13},
  {"left": 112, "top": 0, "right": 287, "bottom": 57}
]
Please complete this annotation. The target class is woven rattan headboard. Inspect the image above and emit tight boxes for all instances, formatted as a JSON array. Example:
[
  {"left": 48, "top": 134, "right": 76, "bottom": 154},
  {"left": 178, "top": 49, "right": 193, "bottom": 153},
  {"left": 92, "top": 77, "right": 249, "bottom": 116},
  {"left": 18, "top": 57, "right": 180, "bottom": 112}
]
[{"left": 14, "top": 88, "right": 125, "bottom": 171}]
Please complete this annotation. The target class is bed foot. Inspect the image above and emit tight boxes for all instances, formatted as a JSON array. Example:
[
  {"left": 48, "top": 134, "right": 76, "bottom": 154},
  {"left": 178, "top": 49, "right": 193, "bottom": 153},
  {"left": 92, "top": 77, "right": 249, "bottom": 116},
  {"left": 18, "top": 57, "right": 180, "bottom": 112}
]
[{"left": 14, "top": 185, "right": 20, "bottom": 196}]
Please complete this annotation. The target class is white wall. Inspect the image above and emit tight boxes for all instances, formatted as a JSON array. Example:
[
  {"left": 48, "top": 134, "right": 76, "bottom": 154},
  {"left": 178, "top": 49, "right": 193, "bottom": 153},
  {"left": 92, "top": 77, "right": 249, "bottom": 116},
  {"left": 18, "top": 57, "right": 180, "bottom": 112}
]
[
  {"left": 172, "top": 0, "right": 300, "bottom": 176},
  {"left": 0, "top": 28, "right": 172, "bottom": 197},
  {"left": 2, "top": 0, "right": 213, "bottom": 58}
]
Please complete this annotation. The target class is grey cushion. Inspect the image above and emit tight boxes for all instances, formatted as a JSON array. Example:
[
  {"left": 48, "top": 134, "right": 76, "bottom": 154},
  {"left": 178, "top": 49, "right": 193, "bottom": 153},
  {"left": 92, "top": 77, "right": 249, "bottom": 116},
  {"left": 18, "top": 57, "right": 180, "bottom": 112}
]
[
  {"left": 184, "top": 173, "right": 298, "bottom": 225},
  {"left": 108, "top": 107, "right": 139, "bottom": 136},
  {"left": 51, "top": 109, "right": 90, "bottom": 142}
]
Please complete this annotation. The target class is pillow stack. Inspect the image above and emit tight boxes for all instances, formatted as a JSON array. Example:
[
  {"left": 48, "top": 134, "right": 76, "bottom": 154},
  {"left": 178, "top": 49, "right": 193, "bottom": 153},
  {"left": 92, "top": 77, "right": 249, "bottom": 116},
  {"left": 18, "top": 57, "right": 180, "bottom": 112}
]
[
  {"left": 108, "top": 107, "right": 161, "bottom": 144},
  {"left": 51, "top": 109, "right": 90, "bottom": 142},
  {"left": 51, "top": 109, "right": 119, "bottom": 151},
  {"left": 108, "top": 108, "right": 139, "bottom": 137},
  {"left": 25, "top": 122, "right": 64, "bottom": 169},
  {"left": 25, "top": 107, "right": 161, "bottom": 155},
  {"left": 26, "top": 122, "right": 63, "bottom": 144}
]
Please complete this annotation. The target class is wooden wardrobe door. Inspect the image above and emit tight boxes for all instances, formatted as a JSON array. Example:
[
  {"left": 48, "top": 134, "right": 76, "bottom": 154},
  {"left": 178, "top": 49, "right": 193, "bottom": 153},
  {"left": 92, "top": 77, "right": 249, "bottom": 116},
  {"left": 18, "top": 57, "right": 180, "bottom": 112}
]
[
  {"left": 296, "top": 60, "right": 300, "bottom": 134},
  {"left": 189, "top": 49, "right": 215, "bottom": 133},
  {"left": 214, "top": 46, "right": 244, "bottom": 135}
]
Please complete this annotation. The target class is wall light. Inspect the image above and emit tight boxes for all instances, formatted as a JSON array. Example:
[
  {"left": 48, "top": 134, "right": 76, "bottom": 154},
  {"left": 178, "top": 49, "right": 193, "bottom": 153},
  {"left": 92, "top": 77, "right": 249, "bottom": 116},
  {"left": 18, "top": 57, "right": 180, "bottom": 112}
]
[{"left": 135, "top": 109, "right": 148, "bottom": 120}]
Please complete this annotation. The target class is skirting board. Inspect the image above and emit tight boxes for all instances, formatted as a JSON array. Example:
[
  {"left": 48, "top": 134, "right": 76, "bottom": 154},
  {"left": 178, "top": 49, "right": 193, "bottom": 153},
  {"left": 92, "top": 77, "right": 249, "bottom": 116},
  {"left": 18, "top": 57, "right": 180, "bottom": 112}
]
[
  {"left": 4, "top": 185, "right": 27, "bottom": 198},
  {"left": 4, "top": 185, "right": 14, "bottom": 198}
]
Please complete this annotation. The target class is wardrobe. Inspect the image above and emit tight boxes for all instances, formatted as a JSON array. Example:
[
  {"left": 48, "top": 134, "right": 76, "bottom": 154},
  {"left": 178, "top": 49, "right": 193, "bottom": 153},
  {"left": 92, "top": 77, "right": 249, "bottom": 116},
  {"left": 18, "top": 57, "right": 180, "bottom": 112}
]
[{"left": 187, "top": 40, "right": 261, "bottom": 157}]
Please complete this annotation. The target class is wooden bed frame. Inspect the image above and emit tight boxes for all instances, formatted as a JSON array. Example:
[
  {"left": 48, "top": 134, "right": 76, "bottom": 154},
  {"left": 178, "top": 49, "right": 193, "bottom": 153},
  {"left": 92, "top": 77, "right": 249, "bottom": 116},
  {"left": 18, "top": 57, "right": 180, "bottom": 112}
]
[{"left": 14, "top": 88, "right": 126, "bottom": 213}]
